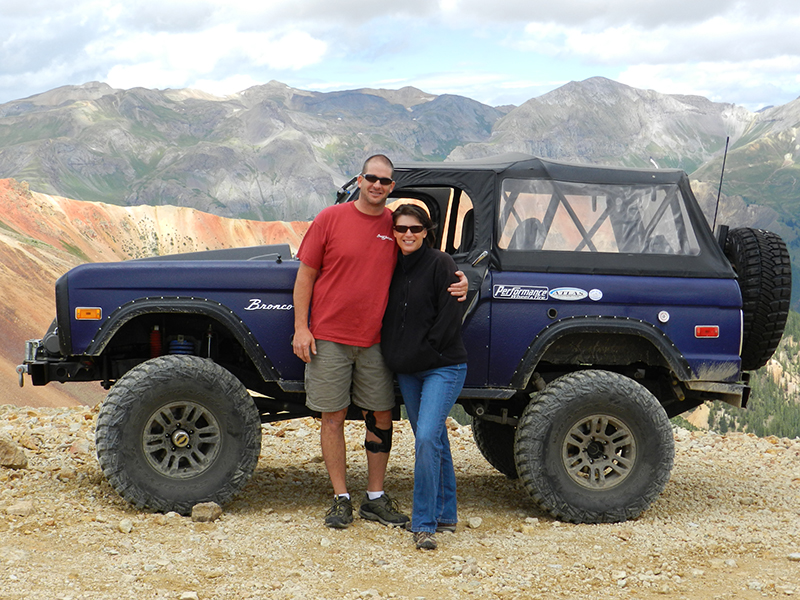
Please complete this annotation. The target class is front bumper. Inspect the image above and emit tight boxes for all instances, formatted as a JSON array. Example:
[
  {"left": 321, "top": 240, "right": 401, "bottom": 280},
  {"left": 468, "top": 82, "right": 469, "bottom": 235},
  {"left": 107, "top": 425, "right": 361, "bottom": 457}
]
[{"left": 18, "top": 338, "right": 96, "bottom": 387}]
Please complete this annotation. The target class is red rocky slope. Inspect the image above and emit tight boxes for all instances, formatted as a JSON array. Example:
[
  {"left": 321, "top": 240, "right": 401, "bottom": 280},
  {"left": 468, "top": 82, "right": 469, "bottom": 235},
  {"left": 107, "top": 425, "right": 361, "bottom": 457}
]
[{"left": 0, "top": 179, "right": 310, "bottom": 407}]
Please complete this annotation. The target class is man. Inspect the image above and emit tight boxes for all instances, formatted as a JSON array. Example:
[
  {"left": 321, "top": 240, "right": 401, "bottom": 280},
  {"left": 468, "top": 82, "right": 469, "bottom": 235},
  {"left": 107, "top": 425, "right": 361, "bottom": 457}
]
[{"left": 292, "top": 154, "right": 467, "bottom": 529}]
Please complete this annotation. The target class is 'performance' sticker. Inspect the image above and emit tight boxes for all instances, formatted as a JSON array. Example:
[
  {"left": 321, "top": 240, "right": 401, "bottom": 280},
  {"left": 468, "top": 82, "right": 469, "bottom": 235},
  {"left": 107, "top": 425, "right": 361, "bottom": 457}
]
[{"left": 492, "top": 285, "right": 549, "bottom": 301}]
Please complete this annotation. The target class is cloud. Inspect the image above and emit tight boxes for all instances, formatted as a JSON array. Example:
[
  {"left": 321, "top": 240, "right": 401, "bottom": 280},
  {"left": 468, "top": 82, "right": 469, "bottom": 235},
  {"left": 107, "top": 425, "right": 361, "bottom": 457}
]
[
  {"left": 95, "top": 25, "right": 327, "bottom": 83},
  {"left": 445, "top": 0, "right": 798, "bottom": 29},
  {"left": 0, "top": 3, "right": 329, "bottom": 97},
  {"left": 192, "top": 74, "right": 260, "bottom": 97},
  {"left": 0, "top": 0, "right": 798, "bottom": 110},
  {"left": 499, "top": 2, "right": 800, "bottom": 108},
  {"left": 516, "top": 13, "right": 800, "bottom": 65},
  {"left": 117, "top": 0, "right": 217, "bottom": 32},
  {"left": 619, "top": 58, "right": 800, "bottom": 107},
  {"left": 393, "top": 71, "right": 505, "bottom": 96}
]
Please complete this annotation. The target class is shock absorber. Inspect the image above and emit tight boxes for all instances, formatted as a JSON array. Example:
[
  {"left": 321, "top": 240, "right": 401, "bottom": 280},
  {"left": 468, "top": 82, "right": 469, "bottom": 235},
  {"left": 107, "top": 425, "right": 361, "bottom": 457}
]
[
  {"left": 149, "top": 325, "right": 162, "bottom": 358},
  {"left": 205, "top": 324, "right": 214, "bottom": 359}
]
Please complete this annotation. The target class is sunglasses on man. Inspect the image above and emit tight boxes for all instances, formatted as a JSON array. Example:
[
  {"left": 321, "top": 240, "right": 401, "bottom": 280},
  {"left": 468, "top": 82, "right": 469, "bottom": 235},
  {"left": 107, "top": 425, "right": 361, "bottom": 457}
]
[
  {"left": 393, "top": 225, "right": 426, "bottom": 234},
  {"left": 361, "top": 173, "right": 394, "bottom": 186}
]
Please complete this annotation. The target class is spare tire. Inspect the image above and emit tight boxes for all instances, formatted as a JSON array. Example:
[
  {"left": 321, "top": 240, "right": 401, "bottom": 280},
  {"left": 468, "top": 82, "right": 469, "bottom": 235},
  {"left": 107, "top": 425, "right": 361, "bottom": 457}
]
[{"left": 724, "top": 227, "right": 791, "bottom": 371}]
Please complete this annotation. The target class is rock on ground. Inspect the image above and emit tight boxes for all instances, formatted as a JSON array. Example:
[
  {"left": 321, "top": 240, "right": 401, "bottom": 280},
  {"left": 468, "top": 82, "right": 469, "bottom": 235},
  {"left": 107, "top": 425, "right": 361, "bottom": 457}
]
[{"left": 0, "top": 433, "right": 28, "bottom": 469}]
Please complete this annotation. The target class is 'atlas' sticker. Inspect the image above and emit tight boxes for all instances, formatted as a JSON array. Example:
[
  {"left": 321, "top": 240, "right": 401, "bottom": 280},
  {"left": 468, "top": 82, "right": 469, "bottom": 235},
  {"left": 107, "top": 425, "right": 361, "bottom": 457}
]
[
  {"left": 493, "top": 285, "right": 549, "bottom": 301},
  {"left": 549, "top": 287, "right": 589, "bottom": 301}
]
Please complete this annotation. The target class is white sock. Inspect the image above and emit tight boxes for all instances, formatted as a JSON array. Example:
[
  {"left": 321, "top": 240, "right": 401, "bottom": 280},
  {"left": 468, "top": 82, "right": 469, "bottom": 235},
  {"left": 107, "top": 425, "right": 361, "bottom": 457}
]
[
  {"left": 367, "top": 491, "right": 384, "bottom": 501},
  {"left": 336, "top": 493, "right": 351, "bottom": 500}
]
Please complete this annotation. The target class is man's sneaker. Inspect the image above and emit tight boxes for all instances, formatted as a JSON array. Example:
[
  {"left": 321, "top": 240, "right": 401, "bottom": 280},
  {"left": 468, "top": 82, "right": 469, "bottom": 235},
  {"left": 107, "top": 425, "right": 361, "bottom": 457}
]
[
  {"left": 413, "top": 531, "right": 437, "bottom": 550},
  {"left": 324, "top": 496, "right": 353, "bottom": 529},
  {"left": 358, "top": 492, "right": 410, "bottom": 527}
]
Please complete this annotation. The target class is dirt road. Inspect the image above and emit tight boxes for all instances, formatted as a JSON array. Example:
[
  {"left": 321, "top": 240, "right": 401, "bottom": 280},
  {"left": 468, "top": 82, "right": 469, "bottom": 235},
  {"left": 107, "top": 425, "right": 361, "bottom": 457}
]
[{"left": 1, "top": 404, "right": 799, "bottom": 599}]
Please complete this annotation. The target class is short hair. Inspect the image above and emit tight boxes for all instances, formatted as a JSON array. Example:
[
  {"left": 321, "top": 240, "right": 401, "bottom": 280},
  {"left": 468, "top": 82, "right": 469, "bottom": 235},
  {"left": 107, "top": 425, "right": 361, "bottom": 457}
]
[
  {"left": 362, "top": 154, "right": 394, "bottom": 177},
  {"left": 392, "top": 203, "right": 436, "bottom": 247}
]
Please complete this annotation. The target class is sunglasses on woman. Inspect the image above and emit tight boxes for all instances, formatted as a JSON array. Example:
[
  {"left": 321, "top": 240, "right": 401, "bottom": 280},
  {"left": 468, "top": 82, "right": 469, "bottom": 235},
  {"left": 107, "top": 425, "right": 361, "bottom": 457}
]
[
  {"left": 361, "top": 173, "right": 394, "bottom": 186},
  {"left": 393, "top": 225, "right": 425, "bottom": 234}
]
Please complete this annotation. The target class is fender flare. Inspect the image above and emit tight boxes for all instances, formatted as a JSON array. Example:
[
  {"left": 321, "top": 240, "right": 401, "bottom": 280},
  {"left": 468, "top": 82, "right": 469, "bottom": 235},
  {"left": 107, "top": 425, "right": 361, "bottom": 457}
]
[
  {"left": 83, "top": 296, "right": 281, "bottom": 382},
  {"left": 509, "top": 315, "right": 693, "bottom": 390}
]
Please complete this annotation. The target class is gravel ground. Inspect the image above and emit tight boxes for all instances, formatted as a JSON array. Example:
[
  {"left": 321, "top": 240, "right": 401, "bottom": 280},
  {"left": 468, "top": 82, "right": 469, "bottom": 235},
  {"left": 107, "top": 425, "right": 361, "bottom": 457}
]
[{"left": 1, "top": 403, "right": 800, "bottom": 600}]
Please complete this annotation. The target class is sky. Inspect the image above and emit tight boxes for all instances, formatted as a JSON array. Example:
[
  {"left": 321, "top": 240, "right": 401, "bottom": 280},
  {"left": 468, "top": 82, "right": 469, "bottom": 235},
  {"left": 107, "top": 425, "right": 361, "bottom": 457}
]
[{"left": 1, "top": 0, "right": 799, "bottom": 111}]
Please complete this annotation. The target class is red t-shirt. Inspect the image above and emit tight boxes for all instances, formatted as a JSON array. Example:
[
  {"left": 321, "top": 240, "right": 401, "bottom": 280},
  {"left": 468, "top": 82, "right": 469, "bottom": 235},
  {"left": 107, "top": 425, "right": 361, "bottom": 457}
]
[{"left": 297, "top": 202, "right": 397, "bottom": 347}]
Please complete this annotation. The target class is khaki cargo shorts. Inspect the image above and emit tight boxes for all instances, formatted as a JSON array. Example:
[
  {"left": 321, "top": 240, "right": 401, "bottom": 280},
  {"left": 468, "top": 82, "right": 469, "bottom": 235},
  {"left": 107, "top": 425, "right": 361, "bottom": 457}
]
[{"left": 304, "top": 340, "right": 395, "bottom": 413}]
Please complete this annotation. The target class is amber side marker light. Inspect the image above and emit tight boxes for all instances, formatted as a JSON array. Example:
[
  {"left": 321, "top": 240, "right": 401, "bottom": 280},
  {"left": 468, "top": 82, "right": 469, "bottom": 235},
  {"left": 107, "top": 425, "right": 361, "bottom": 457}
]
[
  {"left": 695, "top": 325, "right": 719, "bottom": 338},
  {"left": 76, "top": 307, "right": 102, "bottom": 320}
]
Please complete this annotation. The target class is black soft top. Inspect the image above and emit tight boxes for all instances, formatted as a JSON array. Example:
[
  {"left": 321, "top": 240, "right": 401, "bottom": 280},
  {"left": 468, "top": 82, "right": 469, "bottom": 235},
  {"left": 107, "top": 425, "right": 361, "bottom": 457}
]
[{"left": 393, "top": 154, "right": 734, "bottom": 279}]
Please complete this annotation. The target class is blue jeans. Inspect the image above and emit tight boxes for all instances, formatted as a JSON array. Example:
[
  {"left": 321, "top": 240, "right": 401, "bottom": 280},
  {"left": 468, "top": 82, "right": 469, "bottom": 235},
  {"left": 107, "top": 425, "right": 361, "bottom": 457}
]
[{"left": 397, "top": 363, "right": 467, "bottom": 533}]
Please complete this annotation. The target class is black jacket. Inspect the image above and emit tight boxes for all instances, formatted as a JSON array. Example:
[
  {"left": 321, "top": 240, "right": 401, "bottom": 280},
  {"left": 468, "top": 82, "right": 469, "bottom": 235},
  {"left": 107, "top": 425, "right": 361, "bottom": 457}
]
[{"left": 381, "top": 244, "right": 468, "bottom": 374}]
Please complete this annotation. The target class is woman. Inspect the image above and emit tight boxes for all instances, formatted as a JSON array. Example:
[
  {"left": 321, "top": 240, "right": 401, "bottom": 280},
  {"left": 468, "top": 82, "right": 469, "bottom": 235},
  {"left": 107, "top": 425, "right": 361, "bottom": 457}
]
[{"left": 381, "top": 204, "right": 468, "bottom": 550}]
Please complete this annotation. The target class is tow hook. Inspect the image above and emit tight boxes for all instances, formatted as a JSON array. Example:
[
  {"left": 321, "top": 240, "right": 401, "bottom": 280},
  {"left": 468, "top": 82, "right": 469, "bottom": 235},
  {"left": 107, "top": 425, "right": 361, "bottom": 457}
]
[{"left": 16, "top": 365, "right": 26, "bottom": 388}]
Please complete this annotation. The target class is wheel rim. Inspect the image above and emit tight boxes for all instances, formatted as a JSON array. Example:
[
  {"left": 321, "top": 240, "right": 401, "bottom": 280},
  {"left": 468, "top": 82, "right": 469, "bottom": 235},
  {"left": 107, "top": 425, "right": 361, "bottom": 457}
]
[
  {"left": 562, "top": 414, "right": 636, "bottom": 490},
  {"left": 142, "top": 401, "right": 222, "bottom": 479}
]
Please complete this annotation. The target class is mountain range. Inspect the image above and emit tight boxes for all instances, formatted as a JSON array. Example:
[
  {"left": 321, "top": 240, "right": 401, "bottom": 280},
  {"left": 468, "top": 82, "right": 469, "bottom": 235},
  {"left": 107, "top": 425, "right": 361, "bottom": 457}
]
[
  {"left": 0, "top": 81, "right": 504, "bottom": 222},
  {"left": 2, "top": 76, "right": 798, "bottom": 208},
  {"left": 0, "top": 77, "right": 797, "bottom": 271}
]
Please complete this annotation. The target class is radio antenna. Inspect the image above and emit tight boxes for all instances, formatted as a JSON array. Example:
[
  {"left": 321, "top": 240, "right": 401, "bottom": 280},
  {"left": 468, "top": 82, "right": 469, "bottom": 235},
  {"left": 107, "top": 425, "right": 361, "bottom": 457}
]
[{"left": 712, "top": 136, "right": 730, "bottom": 232}]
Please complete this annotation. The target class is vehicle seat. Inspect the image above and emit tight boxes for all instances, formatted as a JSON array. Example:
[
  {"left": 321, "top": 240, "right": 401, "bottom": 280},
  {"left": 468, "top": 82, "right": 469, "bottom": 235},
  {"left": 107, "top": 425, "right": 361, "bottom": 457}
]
[
  {"left": 508, "top": 218, "right": 544, "bottom": 250},
  {"left": 459, "top": 209, "right": 474, "bottom": 252},
  {"left": 644, "top": 234, "right": 675, "bottom": 254}
]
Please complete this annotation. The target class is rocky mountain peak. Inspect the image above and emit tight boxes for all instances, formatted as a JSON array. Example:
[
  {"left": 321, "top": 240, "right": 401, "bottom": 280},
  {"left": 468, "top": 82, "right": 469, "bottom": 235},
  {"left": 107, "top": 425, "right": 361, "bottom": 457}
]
[{"left": 356, "top": 86, "right": 437, "bottom": 108}]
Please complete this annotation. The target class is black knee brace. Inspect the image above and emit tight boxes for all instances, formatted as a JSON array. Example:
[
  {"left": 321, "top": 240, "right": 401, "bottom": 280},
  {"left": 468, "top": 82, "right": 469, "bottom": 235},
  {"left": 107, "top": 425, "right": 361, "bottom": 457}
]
[{"left": 363, "top": 410, "right": 393, "bottom": 454}]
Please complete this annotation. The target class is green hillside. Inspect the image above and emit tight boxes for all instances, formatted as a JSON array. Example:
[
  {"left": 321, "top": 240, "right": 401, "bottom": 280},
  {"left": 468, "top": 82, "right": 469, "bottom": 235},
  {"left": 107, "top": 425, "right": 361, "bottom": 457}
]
[{"left": 708, "top": 310, "right": 800, "bottom": 438}]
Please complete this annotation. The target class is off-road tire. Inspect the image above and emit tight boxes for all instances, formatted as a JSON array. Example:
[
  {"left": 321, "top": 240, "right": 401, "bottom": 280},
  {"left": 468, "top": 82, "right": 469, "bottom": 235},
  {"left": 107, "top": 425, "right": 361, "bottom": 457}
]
[
  {"left": 95, "top": 355, "right": 261, "bottom": 514},
  {"left": 471, "top": 418, "right": 519, "bottom": 479},
  {"left": 514, "top": 370, "right": 674, "bottom": 524},
  {"left": 724, "top": 227, "right": 791, "bottom": 371}
]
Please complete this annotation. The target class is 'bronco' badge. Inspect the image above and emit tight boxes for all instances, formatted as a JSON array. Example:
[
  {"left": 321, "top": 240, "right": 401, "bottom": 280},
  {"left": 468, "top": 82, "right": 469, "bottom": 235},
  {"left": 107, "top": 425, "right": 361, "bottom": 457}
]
[{"left": 245, "top": 299, "right": 293, "bottom": 311}]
